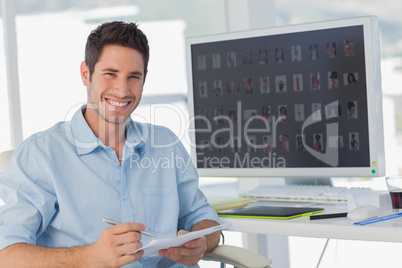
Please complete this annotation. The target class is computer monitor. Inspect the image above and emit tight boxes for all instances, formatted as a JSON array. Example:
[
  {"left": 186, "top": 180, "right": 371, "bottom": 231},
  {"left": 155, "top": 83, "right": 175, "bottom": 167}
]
[{"left": 185, "top": 16, "right": 385, "bottom": 179}]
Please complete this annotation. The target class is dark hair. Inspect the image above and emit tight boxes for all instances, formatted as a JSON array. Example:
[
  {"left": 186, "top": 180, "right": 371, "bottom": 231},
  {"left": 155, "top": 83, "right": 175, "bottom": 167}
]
[
  {"left": 347, "top": 73, "right": 356, "bottom": 84},
  {"left": 347, "top": 101, "right": 355, "bottom": 110},
  {"left": 85, "top": 21, "right": 149, "bottom": 80}
]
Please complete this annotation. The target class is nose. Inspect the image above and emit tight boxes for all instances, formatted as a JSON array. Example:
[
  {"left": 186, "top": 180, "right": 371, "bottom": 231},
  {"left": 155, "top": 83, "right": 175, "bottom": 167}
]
[{"left": 114, "top": 78, "right": 130, "bottom": 97}]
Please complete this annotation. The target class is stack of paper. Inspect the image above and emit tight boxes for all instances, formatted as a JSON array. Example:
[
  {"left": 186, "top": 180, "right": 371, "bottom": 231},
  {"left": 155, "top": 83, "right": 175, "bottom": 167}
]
[
  {"left": 132, "top": 222, "right": 231, "bottom": 257},
  {"left": 208, "top": 197, "right": 254, "bottom": 211}
]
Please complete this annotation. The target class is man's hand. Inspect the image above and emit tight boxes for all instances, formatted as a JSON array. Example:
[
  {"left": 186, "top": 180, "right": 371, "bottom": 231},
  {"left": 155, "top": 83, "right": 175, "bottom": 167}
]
[
  {"left": 158, "top": 230, "right": 207, "bottom": 267},
  {"left": 158, "top": 220, "right": 221, "bottom": 266},
  {"left": 0, "top": 222, "right": 146, "bottom": 268},
  {"left": 85, "top": 222, "right": 145, "bottom": 268}
]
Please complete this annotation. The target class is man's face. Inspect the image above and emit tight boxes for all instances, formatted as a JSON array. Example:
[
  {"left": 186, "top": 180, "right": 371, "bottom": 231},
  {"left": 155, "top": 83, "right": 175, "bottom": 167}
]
[{"left": 81, "top": 45, "right": 146, "bottom": 125}]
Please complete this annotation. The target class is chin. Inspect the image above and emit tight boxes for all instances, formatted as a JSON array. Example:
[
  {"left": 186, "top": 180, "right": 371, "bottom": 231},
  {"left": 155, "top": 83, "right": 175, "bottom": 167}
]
[{"left": 105, "top": 114, "right": 129, "bottom": 124}]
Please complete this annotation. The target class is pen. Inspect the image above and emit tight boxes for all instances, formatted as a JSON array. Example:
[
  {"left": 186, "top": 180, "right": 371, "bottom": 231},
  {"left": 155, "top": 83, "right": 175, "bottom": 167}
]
[
  {"left": 353, "top": 212, "right": 402, "bottom": 226},
  {"left": 102, "top": 218, "right": 158, "bottom": 237},
  {"left": 309, "top": 212, "right": 348, "bottom": 220}
]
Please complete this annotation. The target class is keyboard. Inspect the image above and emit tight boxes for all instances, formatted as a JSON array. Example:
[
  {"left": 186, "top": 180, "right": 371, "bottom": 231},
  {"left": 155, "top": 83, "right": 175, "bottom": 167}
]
[{"left": 241, "top": 184, "right": 372, "bottom": 203}]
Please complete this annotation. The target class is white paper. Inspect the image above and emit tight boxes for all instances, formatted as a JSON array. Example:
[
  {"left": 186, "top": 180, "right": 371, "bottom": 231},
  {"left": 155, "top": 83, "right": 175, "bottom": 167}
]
[{"left": 132, "top": 222, "right": 231, "bottom": 257}]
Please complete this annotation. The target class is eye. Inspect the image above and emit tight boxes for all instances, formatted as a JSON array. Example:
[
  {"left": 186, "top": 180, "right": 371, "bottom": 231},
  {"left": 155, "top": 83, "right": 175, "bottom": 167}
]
[
  {"left": 129, "top": 75, "right": 141, "bottom": 80},
  {"left": 105, "top": 73, "right": 116, "bottom": 77}
]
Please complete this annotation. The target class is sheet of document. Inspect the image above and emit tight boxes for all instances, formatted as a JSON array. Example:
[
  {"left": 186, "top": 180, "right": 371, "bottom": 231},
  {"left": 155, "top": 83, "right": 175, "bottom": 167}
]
[{"left": 132, "top": 222, "right": 231, "bottom": 257}]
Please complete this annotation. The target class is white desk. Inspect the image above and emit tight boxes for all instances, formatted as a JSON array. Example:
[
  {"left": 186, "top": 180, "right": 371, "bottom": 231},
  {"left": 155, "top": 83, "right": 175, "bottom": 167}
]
[
  {"left": 221, "top": 202, "right": 402, "bottom": 243},
  {"left": 218, "top": 201, "right": 402, "bottom": 267}
]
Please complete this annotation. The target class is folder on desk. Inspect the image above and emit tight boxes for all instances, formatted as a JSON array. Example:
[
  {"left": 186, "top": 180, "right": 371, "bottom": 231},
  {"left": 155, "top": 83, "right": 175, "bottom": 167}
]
[
  {"left": 218, "top": 205, "right": 324, "bottom": 220},
  {"left": 208, "top": 197, "right": 254, "bottom": 211}
]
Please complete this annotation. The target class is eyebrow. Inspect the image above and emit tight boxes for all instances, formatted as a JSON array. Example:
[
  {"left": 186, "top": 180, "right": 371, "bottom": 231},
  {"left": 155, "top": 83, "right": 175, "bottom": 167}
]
[{"left": 102, "top": 68, "right": 143, "bottom": 76}]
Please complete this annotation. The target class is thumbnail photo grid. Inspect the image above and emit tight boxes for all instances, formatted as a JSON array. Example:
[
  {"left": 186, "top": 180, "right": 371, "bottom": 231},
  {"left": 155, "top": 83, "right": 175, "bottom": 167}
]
[{"left": 191, "top": 25, "right": 370, "bottom": 168}]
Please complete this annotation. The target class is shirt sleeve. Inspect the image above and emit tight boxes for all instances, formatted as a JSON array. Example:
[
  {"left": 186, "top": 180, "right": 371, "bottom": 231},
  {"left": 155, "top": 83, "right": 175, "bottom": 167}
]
[
  {"left": 165, "top": 130, "right": 221, "bottom": 231},
  {"left": 0, "top": 140, "right": 57, "bottom": 250}
]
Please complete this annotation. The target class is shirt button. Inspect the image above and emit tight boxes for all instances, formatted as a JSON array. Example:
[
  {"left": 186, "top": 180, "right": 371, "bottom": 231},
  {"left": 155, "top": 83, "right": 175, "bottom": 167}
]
[{"left": 123, "top": 195, "right": 128, "bottom": 200}]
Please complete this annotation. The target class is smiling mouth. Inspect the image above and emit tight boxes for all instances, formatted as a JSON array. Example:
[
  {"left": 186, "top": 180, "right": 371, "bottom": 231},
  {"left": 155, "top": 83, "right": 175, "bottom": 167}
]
[{"left": 106, "top": 98, "right": 131, "bottom": 107}]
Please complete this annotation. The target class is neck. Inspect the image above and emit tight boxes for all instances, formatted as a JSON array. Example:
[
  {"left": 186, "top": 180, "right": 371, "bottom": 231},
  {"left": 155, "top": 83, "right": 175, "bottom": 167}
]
[
  {"left": 84, "top": 108, "right": 127, "bottom": 162},
  {"left": 98, "top": 122, "right": 127, "bottom": 149}
]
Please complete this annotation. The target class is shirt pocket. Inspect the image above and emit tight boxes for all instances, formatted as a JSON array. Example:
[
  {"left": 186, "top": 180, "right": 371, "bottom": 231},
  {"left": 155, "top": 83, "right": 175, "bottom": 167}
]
[{"left": 140, "top": 186, "right": 179, "bottom": 234}]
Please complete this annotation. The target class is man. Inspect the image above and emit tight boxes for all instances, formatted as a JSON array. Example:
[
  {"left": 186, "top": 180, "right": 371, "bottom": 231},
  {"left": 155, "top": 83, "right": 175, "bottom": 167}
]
[{"left": 0, "top": 21, "right": 220, "bottom": 267}]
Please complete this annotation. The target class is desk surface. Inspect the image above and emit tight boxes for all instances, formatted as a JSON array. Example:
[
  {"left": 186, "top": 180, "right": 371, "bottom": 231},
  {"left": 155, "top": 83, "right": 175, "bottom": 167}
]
[{"left": 220, "top": 201, "right": 402, "bottom": 243}]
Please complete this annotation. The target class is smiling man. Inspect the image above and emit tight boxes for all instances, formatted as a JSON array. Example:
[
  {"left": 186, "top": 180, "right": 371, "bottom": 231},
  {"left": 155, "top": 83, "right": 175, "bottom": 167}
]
[
  {"left": 0, "top": 21, "right": 220, "bottom": 267},
  {"left": 83, "top": 44, "right": 145, "bottom": 162}
]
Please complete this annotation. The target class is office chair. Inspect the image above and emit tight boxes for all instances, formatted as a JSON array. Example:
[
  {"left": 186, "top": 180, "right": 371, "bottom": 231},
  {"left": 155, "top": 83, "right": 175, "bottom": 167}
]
[
  {"left": 0, "top": 150, "right": 272, "bottom": 267},
  {"left": 0, "top": 150, "right": 14, "bottom": 173},
  {"left": 202, "top": 244, "right": 272, "bottom": 268}
]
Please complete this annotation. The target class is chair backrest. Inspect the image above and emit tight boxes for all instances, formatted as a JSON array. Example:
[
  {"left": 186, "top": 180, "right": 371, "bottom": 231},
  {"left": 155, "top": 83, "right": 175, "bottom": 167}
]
[{"left": 0, "top": 150, "right": 14, "bottom": 173}]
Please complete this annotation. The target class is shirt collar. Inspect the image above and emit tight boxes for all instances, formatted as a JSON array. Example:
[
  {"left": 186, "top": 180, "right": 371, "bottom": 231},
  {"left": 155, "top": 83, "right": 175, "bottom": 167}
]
[
  {"left": 68, "top": 107, "right": 146, "bottom": 156},
  {"left": 125, "top": 117, "right": 147, "bottom": 152}
]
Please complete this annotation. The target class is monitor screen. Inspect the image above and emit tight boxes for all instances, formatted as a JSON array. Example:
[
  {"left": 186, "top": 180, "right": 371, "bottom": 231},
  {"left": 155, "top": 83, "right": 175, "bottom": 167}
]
[{"left": 186, "top": 16, "right": 385, "bottom": 178}]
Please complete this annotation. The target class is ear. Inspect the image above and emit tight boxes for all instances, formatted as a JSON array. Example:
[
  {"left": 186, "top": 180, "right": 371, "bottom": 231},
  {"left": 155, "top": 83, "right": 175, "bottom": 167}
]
[{"left": 80, "top": 61, "right": 90, "bottom": 86}]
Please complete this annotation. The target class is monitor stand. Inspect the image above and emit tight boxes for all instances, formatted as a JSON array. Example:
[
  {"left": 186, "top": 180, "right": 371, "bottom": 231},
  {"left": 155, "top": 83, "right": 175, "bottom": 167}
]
[{"left": 284, "top": 177, "right": 333, "bottom": 186}]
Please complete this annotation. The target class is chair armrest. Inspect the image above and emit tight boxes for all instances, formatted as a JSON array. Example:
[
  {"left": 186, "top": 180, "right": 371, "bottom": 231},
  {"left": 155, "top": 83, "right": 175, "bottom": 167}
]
[
  {"left": 0, "top": 150, "right": 14, "bottom": 172},
  {"left": 202, "top": 244, "right": 272, "bottom": 268}
]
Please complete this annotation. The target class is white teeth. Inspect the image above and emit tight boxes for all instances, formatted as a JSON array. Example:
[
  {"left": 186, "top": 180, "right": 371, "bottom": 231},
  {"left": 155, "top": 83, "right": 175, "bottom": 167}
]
[{"left": 107, "top": 99, "right": 129, "bottom": 107}]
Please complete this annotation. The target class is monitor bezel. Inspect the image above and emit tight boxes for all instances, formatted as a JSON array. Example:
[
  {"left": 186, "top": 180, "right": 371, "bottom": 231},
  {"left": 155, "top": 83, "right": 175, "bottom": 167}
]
[{"left": 185, "top": 16, "right": 385, "bottom": 178}]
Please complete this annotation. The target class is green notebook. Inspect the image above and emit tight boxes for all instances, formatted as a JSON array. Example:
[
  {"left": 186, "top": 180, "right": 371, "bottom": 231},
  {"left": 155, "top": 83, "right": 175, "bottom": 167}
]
[{"left": 218, "top": 205, "right": 324, "bottom": 220}]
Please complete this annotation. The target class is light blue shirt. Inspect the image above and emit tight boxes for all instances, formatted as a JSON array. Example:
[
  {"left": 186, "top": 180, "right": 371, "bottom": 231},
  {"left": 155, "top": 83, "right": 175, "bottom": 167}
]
[{"left": 0, "top": 108, "right": 220, "bottom": 267}]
